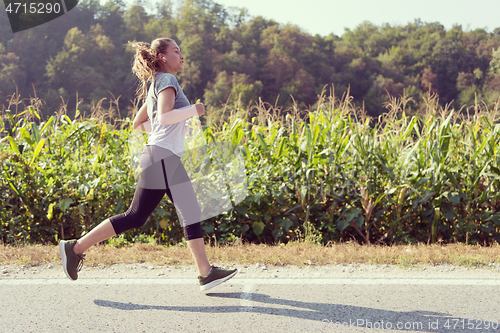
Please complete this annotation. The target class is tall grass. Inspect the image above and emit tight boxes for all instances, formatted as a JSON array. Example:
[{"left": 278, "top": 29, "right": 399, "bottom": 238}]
[
  {"left": 207, "top": 88, "right": 500, "bottom": 245},
  {"left": 1, "top": 88, "right": 500, "bottom": 246}
]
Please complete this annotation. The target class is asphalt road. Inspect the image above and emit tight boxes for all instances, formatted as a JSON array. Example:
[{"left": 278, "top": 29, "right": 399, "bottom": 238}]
[{"left": 1, "top": 264, "right": 499, "bottom": 333}]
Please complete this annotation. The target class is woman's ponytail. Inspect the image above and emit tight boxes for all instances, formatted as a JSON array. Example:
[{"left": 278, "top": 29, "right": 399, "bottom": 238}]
[{"left": 130, "top": 38, "right": 173, "bottom": 101}]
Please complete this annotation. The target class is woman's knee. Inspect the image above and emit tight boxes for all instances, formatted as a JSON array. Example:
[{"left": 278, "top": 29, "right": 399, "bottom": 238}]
[
  {"left": 184, "top": 222, "right": 203, "bottom": 240},
  {"left": 126, "top": 209, "right": 149, "bottom": 230},
  {"left": 110, "top": 210, "right": 148, "bottom": 234}
]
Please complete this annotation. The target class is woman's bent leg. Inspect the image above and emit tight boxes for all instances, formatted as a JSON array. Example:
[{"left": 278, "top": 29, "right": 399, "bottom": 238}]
[
  {"left": 73, "top": 218, "right": 116, "bottom": 255},
  {"left": 74, "top": 186, "right": 166, "bottom": 255}
]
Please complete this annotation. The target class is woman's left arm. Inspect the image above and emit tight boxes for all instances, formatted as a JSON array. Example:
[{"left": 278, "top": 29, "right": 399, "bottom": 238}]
[{"left": 158, "top": 87, "right": 204, "bottom": 125}]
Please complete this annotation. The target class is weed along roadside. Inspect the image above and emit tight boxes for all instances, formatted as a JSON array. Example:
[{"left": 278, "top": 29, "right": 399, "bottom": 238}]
[{"left": 0, "top": 242, "right": 499, "bottom": 268}]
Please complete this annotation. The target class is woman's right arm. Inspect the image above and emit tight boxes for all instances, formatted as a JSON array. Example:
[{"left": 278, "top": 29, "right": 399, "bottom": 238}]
[{"left": 132, "top": 103, "right": 151, "bottom": 132}]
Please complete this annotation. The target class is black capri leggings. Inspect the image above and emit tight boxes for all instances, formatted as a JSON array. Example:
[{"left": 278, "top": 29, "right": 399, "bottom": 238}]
[{"left": 109, "top": 147, "right": 203, "bottom": 240}]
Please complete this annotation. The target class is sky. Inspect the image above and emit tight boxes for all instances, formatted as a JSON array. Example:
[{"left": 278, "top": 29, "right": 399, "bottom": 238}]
[
  {"left": 206, "top": 0, "right": 500, "bottom": 36},
  {"left": 1, "top": 0, "right": 499, "bottom": 36}
]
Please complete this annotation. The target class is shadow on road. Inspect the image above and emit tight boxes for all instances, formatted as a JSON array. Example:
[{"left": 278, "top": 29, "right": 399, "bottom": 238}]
[{"left": 94, "top": 292, "right": 497, "bottom": 332}]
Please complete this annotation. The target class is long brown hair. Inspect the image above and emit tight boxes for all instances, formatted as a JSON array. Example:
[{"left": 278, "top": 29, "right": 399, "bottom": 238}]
[{"left": 130, "top": 38, "right": 174, "bottom": 101}]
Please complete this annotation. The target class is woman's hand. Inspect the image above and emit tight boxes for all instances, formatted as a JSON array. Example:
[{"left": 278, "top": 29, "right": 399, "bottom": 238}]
[{"left": 195, "top": 103, "right": 205, "bottom": 116}]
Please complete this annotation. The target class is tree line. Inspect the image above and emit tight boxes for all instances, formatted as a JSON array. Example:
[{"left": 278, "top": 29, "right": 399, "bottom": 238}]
[{"left": 1, "top": 0, "right": 500, "bottom": 120}]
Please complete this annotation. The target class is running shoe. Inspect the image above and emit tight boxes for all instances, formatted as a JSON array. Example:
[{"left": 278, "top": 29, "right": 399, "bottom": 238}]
[
  {"left": 59, "top": 239, "right": 85, "bottom": 281},
  {"left": 198, "top": 266, "right": 237, "bottom": 291}
]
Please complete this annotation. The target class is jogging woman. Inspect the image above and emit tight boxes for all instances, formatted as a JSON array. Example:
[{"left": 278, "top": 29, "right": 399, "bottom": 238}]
[{"left": 59, "top": 37, "right": 237, "bottom": 291}]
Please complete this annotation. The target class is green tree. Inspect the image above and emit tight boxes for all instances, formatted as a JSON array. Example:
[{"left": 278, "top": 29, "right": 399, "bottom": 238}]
[
  {"left": 204, "top": 71, "right": 262, "bottom": 107},
  {"left": 176, "top": 0, "right": 232, "bottom": 99},
  {"left": 45, "top": 24, "right": 116, "bottom": 114},
  {"left": 488, "top": 47, "right": 500, "bottom": 74},
  {"left": 204, "top": 70, "right": 231, "bottom": 106},
  {"left": 122, "top": 1, "right": 151, "bottom": 42},
  {"left": 482, "top": 47, "right": 500, "bottom": 105},
  {"left": 0, "top": 48, "right": 26, "bottom": 105},
  {"left": 230, "top": 72, "right": 262, "bottom": 106},
  {"left": 427, "top": 26, "right": 465, "bottom": 105},
  {"left": 97, "top": 0, "right": 127, "bottom": 44}
]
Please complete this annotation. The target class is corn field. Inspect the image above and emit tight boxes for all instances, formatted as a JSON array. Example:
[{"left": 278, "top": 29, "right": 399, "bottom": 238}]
[{"left": 1, "top": 91, "right": 500, "bottom": 245}]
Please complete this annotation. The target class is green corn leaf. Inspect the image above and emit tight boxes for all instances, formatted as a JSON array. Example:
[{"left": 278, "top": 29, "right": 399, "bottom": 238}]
[
  {"left": 30, "top": 138, "right": 46, "bottom": 166},
  {"left": 439, "top": 135, "right": 451, "bottom": 160},
  {"left": 401, "top": 116, "right": 418, "bottom": 140},
  {"left": 289, "top": 115, "right": 297, "bottom": 140},
  {"left": 403, "top": 138, "right": 421, "bottom": 166},
  {"left": 31, "top": 122, "right": 41, "bottom": 143},
  {"left": 7, "top": 136, "right": 20, "bottom": 154},
  {"left": 19, "top": 128, "right": 33, "bottom": 147},
  {"left": 300, "top": 185, "right": 308, "bottom": 202},
  {"left": 444, "top": 170, "right": 461, "bottom": 194},
  {"left": 472, "top": 161, "right": 491, "bottom": 188},
  {"left": 268, "top": 125, "right": 278, "bottom": 145},
  {"left": 374, "top": 192, "right": 386, "bottom": 206},
  {"left": 481, "top": 115, "right": 493, "bottom": 130},
  {"left": 6, "top": 178, "right": 20, "bottom": 196},
  {"left": 63, "top": 115, "right": 73, "bottom": 125},
  {"left": 231, "top": 128, "right": 244, "bottom": 146},
  {"left": 5, "top": 110, "right": 15, "bottom": 127},
  {"left": 204, "top": 127, "right": 216, "bottom": 145},
  {"left": 28, "top": 106, "right": 41, "bottom": 120},
  {"left": 469, "top": 137, "right": 489, "bottom": 162},
  {"left": 272, "top": 127, "right": 286, "bottom": 148},
  {"left": 256, "top": 133, "right": 271, "bottom": 161},
  {"left": 426, "top": 121, "right": 436, "bottom": 137},
  {"left": 40, "top": 116, "right": 55, "bottom": 136},
  {"left": 200, "top": 154, "right": 212, "bottom": 173},
  {"left": 306, "top": 127, "right": 312, "bottom": 150},
  {"left": 275, "top": 137, "right": 287, "bottom": 158},
  {"left": 229, "top": 118, "right": 242, "bottom": 132},
  {"left": 440, "top": 112, "right": 453, "bottom": 133}
]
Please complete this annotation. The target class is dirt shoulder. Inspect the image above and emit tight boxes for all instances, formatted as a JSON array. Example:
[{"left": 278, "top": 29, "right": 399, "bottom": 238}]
[{"left": 1, "top": 242, "right": 500, "bottom": 280}]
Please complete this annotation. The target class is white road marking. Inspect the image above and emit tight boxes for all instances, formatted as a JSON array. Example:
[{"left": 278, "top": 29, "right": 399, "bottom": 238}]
[
  {"left": 0, "top": 278, "right": 499, "bottom": 285},
  {"left": 239, "top": 283, "right": 254, "bottom": 312}
]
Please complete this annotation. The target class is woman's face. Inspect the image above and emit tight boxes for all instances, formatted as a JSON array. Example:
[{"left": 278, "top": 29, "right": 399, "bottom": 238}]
[{"left": 160, "top": 42, "right": 184, "bottom": 74}]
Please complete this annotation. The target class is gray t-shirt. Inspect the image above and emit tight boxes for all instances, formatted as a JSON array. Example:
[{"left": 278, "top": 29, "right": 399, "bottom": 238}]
[{"left": 146, "top": 72, "right": 190, "bottom": 157}]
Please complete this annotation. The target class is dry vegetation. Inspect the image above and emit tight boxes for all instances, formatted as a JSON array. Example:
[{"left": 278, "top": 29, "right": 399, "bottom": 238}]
[{"left": 1, "top": 242, "right": 499, "bottom": 268}]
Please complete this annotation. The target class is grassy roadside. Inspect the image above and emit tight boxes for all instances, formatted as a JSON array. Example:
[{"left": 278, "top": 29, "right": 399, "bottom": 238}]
[{"left": 1, "top": 242, "right": 499, "bottom": 269}]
